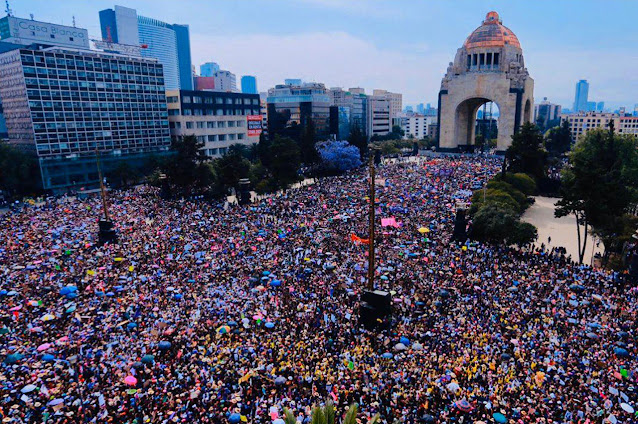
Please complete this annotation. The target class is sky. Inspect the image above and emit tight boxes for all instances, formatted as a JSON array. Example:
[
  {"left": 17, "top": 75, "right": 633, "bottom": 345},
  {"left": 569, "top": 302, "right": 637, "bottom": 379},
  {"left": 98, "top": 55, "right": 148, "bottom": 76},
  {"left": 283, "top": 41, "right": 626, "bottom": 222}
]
[{"left": 11, "top": 0, "right": 638, "bottom": 110}]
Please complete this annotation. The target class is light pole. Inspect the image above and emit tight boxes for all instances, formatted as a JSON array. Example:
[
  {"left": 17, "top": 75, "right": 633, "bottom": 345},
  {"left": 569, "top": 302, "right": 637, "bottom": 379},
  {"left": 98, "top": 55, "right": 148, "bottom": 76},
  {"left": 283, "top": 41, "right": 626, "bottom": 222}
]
[{"left": 367, "top": 150, "right": 376, "bottom": 291}]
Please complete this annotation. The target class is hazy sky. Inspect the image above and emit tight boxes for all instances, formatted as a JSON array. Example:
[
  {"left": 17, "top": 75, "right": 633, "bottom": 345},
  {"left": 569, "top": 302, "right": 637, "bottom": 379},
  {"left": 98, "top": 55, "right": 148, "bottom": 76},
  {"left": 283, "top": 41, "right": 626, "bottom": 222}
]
[{"left": 12, "top": 0, "right": 638, "bottom": 109}]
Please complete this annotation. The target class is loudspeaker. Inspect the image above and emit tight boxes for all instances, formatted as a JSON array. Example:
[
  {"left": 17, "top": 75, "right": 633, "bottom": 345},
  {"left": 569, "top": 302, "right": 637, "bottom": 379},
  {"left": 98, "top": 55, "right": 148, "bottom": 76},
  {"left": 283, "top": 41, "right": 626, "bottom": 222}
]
[
  {"left": 98, "top": 220, "right": 118, "bottom": 245},
  {"left": 238, "top": 178, "right": 251, "bottom": 205},
  {"left": 412, "top": 142, "right": 419, "bottom": 155},
  {"left": 374, "top": 150, "right": 381, "bottom": 166},
  {"left": 452, "top": 209, "right": 467, "bottom": 242},
  {"left": 362, "top": 290, "right": 391, "bottom": 314},
  {"left": 360, "top": 290, "right": 392, "bottom": 330}
]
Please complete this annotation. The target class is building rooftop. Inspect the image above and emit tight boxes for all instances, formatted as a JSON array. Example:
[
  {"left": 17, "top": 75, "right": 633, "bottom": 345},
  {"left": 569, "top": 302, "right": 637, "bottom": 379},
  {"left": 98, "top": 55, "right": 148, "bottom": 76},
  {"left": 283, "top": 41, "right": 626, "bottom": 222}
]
[{"left": 463, "top": 11, "right": 521, "bottom": 49}]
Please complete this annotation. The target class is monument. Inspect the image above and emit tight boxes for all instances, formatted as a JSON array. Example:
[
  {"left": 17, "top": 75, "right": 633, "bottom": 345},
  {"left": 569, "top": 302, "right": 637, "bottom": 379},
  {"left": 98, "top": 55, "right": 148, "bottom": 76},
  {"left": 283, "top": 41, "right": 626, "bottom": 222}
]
[{"left": 437, "top": 11, "right": 534, "bottom": 152}]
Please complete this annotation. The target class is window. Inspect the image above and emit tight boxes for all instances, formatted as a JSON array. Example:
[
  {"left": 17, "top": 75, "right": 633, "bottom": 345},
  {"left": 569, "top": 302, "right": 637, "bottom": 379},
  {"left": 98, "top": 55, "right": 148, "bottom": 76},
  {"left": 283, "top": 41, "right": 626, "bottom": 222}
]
[
  {"left": 228, "top": 134, "right": 236, "bottom": 140},
  {"left": 228, "top": 121, "right": 235, "bottom": 127},
  {"left": 208, "top": 135, "right": 217, "bottom": 141},
  {"left": 183, "top": 96, "right": 191, "bottom": 103},
  {"left": 493, "top": 53, "right": 499, "bottom": 66},
  {"left": 218, "top": 121, "right": 226, "bottom": 128},
  {"left": 196, "top": 122, "right": 204, "bottom": 128},
  {"left": 207, "top": 121, "right": 215, "bottom": 128},
  {"left": 186, "top": 122, "right": 194, "bottom": 129},
  {"left": 238, "top": 133, "right": 245, "bottom": 140},
  {"left": 167, "top": 96, "right": 178, "bottom": 103}
]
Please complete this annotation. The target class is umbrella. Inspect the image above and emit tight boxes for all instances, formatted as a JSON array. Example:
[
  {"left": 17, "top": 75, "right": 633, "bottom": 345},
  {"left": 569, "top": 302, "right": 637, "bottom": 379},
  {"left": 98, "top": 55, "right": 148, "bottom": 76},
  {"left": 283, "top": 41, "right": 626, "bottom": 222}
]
[
  {"left": 446, "top": 382, "right": 460, "bottom": 392},
  {"left": 217, "top": 325, "right": 231, "bottom": 335},
  {"left": 41, "top": 314, "right": 56, "bottom": 322},
  {"left": 418, "top": 227, "right": 430, "bottom": 234},
  {"left": 439, "top": 289, "right": 450, "bottom": 298},
  {"left": 265, "top": 322, "right": 275, "bottom": 329},
  {"left": 500, "top": 353, "right": 512, "bottom": 360},
  {"left": 228, "top": 320, "right": 238, "bottom": 327},
  {"left": 586, "top": 332, "right": 599, "bottom": 339},
  {"left": 270, "top": 280, "right": 282, "bottom": 287},
  {"left": 127, "top": 322, "right": 138, "bottom": 329},
  {"left": 126, "top": 388, "right": 138, "bottom": 395},
  {"left": 274, "top": 376, "right": 287, "bottom": 385},
  {"left": 614, "top": 347, "right": 630, "bottom": 357},
  {"left": 412, "top": 342, "right": 423, "bottom": 351},
  {"left": 395, "top": 342, "right": 407, "bottom": 351},
  {"left": 124, "top": 375, "right": 137, "bottom": 386},
  {"left": 21, "top": 384, "right": 37, "bottom": 394},
  {"left": 42, "top": 354, "right": 55, "bottom": 362},
  {"left": 0, "top": 327, "right": 9, "bottom": 335},
  {"left": 456, "top": 399, "right": 473, "bottom": 412},
  {"left": 399, "top": 336, "right": 410, "bottom": 345},
  {"left": 381, "top": 352, "right": 393, "bottom": 359},
  {"left": 141, "top": 354, "right": 155, "bottom": 364},
  {"left": 273, "top": 420, "right": 285, "bottom": 424},
  {"left": 569, "top": 283, "right": 585, "bottom": 292},
  {"left": 158, "top": 341, "right": 171, "bottom": 350},
  {"left": 47, "top": 398, "right": 64, "bottom": 406},
  {"left": 493, "top": 413, "right": 507, "bottom": 423},
  {"left": 422, "top": 414, "right": 435, "bottom": 424},
  {"left": 37, "top": 343, "right": 52, "bottom": 352},
  {"left": 4, "top": 353, "right": 23, "bottom": 364},
  {"left": 65, "top": 305, "right": 76, "bottom": 313},
  {"left": 620, "top": 403, "right": 635, "bottom": 414},
  {"left": 229, "top": 413, "right": 242, "bottom": 423}
]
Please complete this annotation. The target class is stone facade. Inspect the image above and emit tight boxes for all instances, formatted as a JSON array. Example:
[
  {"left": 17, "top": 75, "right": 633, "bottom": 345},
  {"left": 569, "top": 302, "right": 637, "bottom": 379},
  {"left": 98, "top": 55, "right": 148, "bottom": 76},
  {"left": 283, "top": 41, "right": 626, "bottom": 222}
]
[{"left": 438, "top": 11, "right": 534, "bottom": 152}]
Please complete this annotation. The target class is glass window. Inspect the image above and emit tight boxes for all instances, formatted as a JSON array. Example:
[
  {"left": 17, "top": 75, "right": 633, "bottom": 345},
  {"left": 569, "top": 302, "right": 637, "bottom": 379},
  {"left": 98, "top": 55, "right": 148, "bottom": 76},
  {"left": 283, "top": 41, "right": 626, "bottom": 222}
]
[{"left": 186, "top": 122, "right": 194, "bottom": 129}]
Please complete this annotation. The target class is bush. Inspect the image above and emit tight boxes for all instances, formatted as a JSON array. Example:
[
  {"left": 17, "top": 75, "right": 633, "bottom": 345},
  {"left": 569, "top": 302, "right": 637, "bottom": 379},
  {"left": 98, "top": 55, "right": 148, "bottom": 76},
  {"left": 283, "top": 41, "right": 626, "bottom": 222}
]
[
  {"left": 500, "top": 172, "right": 536, "bottom": 196},
  {"left": 471, "top": 203, "right": 537, "bottom": 246},
  {"left": 470, "top": 188, "right": 521, "bottom": 215},
  {"left": 486, "top": 180, "right": 528, "bottom": 207},
  {"left": 507, "top": 222, "right": 538, "bottom": 246}
]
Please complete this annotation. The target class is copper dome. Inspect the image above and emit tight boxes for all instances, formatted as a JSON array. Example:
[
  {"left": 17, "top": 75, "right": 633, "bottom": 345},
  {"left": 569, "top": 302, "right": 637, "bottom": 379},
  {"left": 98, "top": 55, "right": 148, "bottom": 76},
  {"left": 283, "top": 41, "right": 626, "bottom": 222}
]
[{"left": 463, "top": 11, "right": 521, "bottom": 49}]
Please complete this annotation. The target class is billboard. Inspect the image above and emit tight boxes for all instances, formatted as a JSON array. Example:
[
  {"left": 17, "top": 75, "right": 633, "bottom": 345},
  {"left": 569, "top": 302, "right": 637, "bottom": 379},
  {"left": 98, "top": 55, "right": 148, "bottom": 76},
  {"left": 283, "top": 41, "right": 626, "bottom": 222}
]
[
  {"left": 0, "top": 16, "right": 90, "bottom": 50},
  {"left": 247, "top": 115, "right": 263, "bottom": 136}
]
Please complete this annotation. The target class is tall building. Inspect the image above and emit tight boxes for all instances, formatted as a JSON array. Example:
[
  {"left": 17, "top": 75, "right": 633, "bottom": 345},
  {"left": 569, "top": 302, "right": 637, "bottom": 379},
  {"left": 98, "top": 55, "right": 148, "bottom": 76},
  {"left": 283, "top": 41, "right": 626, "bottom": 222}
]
[
  {"left": 167, "top": 90, "right": 261, "bottom": 157},
  {"left": 0, "top": 44, "right": 170, "bottom": 190},
  {"left": 213, "top": 70, "right": 237, "bottom": 92},
  {"left": 633, "top": 104, "right": 638, "bottom": 117},
  {"left": 400, "top": 115, "right": 438, "bottom": 139},
  {"left": 373, "top": 89, "right": 402, "bottom": 122},
  {"left": 241, "top": 75, "right": 258, "bottom": 94},
  {"left": 561, "top": 112, "right": 638, "bottom": 143},
  {"left": 416, "top": 103, "right": 424, "bottom": 114},
  {"left": 99, "top": 5, "right": 193, "bottom": 90},
  {"left": 267, "top": 81, "right": 332, "bottom": 137},
  {"left": 597, "top": 101, "right": 605, "bottom": 113},
  {"left": 0, "top": 15, "right": 90, "bottom": 49},
  {"left": 533, "top": 97, "right": 562, "bottom": 128},
  {"left": 367, "top": 96, "right": 391, "bottom": 137},
  {"left": 200, "top": 62, "right": 220, "bottom": 77},
  {"left": 573, "top": 79, "right": 589, "bottom": 112},
  {"left": 329, "top": 87, "right": 368, "bottom": 135}
]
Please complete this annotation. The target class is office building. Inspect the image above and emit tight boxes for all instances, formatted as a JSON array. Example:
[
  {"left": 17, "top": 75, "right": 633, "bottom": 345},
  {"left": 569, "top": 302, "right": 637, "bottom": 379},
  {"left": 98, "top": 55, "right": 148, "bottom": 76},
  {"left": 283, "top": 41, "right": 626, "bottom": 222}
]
[
  {"left": 329, "top": 87, "right": 367, "bottom": 134},
  {"left": 200, "top": 62, "right": 220, "bottom": 77},
  {"left": 99, "top": 5, "right": 193, "bottom": 90},
  {"left": 533, "top": 97, "right": 562, "bottom": 129},
  {"left": 573, "top": 79, "right": 589, "bottom": 112},
  {"left": 597, "top": 102, "right": 605, "bottom": 113},
  {"left": 587, "top": 101, "right": 597, "bottom": 112},
  {"left": 241, "top": 75, "right": 258, "bottom": 94},
  {"left": 213, "top": 70, "right": 237, "bottom": 92},
  {"left": 561, "top": 112, "right": 638, "bottom": 143},
  {"left": 267, "top": 81, "right": 332, "bottom": 137},
  {"left": 367, "top": 96, "right": 391, "bottom": 137},
  {"left": 0, "top": 15, "right": 90, "bottom": 50},
  {"left": 194, "top": 76, "right": 215, "bottom": 91},
  {"left": 284, "top": 78, "right": 302, "bottom": 86},
  {"left": 634, "top": 104, "right": 638, "bottom": 117},
  {"left": 0, "top": 44, "right": 170, "bottom": 190},
  {"left": 416, "top": 103, "right": 424, "bottom": 114},
  {"left": 167, "top": 90, "right": 261, "bottom": 157},
  {"left": 399, "top": 114, "right": 437, "bottom": 139},
  {"left": 373, "top": 89, "right": 402, "bottom": 121}
]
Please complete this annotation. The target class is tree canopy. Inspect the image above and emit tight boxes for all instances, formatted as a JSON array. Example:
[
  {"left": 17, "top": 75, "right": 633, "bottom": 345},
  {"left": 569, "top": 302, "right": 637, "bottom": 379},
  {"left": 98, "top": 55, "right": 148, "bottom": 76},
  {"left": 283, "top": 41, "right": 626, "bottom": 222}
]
[{"left": 505, "top": 122, "right": 547, "bottom": 181}]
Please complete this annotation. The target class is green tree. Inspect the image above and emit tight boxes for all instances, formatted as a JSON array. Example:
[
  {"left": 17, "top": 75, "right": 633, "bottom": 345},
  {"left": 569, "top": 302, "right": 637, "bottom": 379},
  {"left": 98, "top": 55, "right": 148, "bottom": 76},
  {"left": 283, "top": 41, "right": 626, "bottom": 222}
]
[
  {"left": 505, "top": 122, "right": 547, "bottom": 181},
  {"left": 555, "top": 128, "right": 638, "bottom": 263},
  {"left": 108, "top": 161, "right": 141, "bottom": 189},
  {"left": 348, "top": 125, "right": 368, "bottom": 159},
  {"left": 545, "top": 120, "right": 572, "bottom": 157},
  {"left": 472, "top": 203, "right": 537, "bottom": 246},
  {"left": 0, "top": 143, "right": 41, "bottom": 198},
  {"left": 164, "top": 135, "right": 215, "bottom": 196},
  {"left": 299, "top": 118, "right": 319, "bottom": 165},
  {"left": 213, "top": 150, "right": 251, "bottom": 192},
  {"left": 269, "top": 135, "right": 302, "bottom": 188}
]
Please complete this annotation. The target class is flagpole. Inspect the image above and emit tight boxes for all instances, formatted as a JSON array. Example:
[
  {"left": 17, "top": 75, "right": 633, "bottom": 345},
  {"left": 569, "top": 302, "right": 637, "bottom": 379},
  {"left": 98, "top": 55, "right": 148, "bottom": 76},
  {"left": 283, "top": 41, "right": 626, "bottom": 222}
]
[
  {"left": 367, "top": 151, "right": 376, "bottom": 291},
  {"left": 95, "top": 149, "right": 110, "bottom": 222}
]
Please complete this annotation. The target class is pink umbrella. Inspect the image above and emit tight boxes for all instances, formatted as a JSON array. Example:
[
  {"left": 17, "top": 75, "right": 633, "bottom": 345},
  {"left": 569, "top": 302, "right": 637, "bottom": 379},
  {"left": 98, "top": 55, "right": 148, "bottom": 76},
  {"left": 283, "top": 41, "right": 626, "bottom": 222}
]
[
  {"left": 9, "top": 305, "right": 22, "bottom": 312},
  {"left": 124, "top": 375, "right": 137, "bottom": 386},
  {"left": 37, "top": 343, "right": 52, "bottom": 352},
  {"left": 56, "top": 336, "right": 69, "bottom": 344}
]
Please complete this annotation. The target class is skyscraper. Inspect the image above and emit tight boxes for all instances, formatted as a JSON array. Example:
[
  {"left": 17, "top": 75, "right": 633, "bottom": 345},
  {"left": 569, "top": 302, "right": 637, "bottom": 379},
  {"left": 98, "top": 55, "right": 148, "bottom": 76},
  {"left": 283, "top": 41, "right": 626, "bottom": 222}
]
[
  {"left": 573, "top": 79, "right": 589, "bottom": 112},
  {"left": 200, "top": 62, "right": 220, "bottom": 77},
  {"left": 597, "top": 102, "right": 605, "bottom": 112},
  {"left": 99, "top": 5, "right": 193, "bottom": 90},
  {"left": 213, "top": 71, "right": 237, "bottom": 92},
  {"left": 241, "top": 76, "right": 258, "bottom": 94}
]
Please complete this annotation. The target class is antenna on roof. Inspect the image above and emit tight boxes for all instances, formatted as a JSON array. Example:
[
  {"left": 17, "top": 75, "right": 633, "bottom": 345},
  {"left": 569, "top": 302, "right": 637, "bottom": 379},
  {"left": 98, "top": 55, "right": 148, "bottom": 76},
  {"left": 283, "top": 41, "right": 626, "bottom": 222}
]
[
  {"left": 72, "top": 15, "right": 76, "bottom": 27},
  {"left": 5, "top": 0, "right": 12, "bottom": 17},
  {"left": 30, "top": 13, "right": 33, "bottom": 20}
]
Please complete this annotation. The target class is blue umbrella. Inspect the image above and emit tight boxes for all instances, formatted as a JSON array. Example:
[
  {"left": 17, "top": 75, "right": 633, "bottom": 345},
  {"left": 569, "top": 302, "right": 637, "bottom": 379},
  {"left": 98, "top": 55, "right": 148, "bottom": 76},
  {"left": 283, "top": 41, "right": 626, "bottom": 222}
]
[
  {"left": 106, "top": 292, "right": 115, "bottom": 297},
  {"left": 173, "top": 293, "right": 183, "bottom": 300},
  {"left": 493, "top": 413, "right": 507, "bottom": 423},
  {"left": 141, "top": 354, "right": 155, "bottom": 364},
  {"left": 66, "top": 292, "right": 78, "bottom": 300},
  {"left": 229, "top": 413, "right": 242, "bottom": 424},
  {"left": 399, "top": 336, "right": 410, "bottom": 346},
  {"left": 42, "top": 354, "right": 55, "bottom": 362},
  {"left": 95, "top": 291, "right": 105, "bottom": 297},
  {"left": 439, "top": 289, "right": 450, "bottom": 298},
  {"left": 381, "top": 352, "right": 393, "bottom": 359},
  {"left": 614, "top": 347, "right": 630, "bottom": 357},
  {"left": 0, "top": 290, "right": 7, "bottom": 297},
  {"left": 263, "top": 271, "right": 271, "bottom": 276},
  {"left": 158, "top": 341, "right": 171, "bottom": 350},
  {"left": 4, "top": 353, "right": 24, "bottom": 364},
  {"left": 270, "top": 280, "right": 282, "bottom": 287},
  {"left": 265, "top": 322, "right": 275, "bottom": 329},
  {"left": 127, "top": 322, "right": 138, "bottom": 329},
  {"left": 228, "top": 320, "right": 238, "bottom": 327}
]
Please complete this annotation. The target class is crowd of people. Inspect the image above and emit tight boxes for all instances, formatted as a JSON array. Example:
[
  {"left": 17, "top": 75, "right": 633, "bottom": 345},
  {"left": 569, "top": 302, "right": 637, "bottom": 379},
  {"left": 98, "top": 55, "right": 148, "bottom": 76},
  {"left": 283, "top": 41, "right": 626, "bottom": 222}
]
[{"left": 0, "top": 156, "right": 636, "bottom": 424}]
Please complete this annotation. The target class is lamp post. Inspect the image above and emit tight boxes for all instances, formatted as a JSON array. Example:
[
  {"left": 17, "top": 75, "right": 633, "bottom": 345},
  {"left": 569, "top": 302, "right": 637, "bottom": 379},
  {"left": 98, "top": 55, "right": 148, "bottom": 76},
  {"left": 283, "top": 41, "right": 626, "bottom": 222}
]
[{"left": 367, "top": 150, "right": 376, "bottom": 290}]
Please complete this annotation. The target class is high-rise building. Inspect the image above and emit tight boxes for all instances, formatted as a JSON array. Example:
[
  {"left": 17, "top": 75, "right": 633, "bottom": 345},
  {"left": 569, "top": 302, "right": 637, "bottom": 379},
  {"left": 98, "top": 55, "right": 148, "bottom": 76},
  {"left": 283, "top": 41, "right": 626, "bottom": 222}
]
[
  {"left": 586, "top": 101, "right": 597, "bottom": 112},
  {"left": 99, "top": 5, "right": 193, "bottom": 90},
  {"left": 167, "top": 90, "right": 261, "bottom": 157},
  {"left": 200, "top": 62, "right": 220, "bottom": 77},
  {"left": 633, "top": 104, "right": 638, "bottom": 117},
  {"left": 562, "top": 112, "right": 638, "bottom": 143},
  {"left": 0, "top": 44, "right": 170, "bottom": 190},
  {"left": 241, "top": 75, "right": 258, "bottom": 94},
  {"left": 416, "top": 104, "right": 424, "bottom": 114},
  {"left": 0, "top": 15, "right": 90, "bottom": 49},
  {"left": 329, "top": 87, "right": 368, "bottom": 135},
  {"left": 373, "top": 89, "right": 402, "bottom": 122},
  {"left": 284, "top": 78, "right": 302, "bottom": 86},
  {"left": 573, "top": 79, "right": 589, "bottom": 112},
  {"left": 367, "top": 96, "right": 391, "bottom": 137},
  {"left": 597, "top": 101, "right": 605, "bottom": 113},
  {"left": 213, "top": 70, "right": 237, "bottom": 92},
  {"left": 533, "top": 97, "right": 562, "bottom": 128},
  {"left": 267, "top": 81, "right": 332, "bottom": 137}
]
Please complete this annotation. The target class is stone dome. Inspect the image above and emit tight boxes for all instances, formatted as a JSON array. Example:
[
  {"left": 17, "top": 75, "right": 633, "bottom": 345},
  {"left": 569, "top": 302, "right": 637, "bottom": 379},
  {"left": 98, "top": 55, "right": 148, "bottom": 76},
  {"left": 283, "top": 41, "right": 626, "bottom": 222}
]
[{"left": 463, "top": 11, "right": 521, "bottom": 50}]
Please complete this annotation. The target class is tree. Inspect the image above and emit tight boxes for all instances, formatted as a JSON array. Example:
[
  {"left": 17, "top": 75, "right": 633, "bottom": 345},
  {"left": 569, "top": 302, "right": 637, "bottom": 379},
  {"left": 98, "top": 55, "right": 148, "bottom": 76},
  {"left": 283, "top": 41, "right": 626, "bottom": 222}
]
[
  {"left": 299, "top": 117, "right": 319, "bottom": 165},
  {"left": 317, "top": 140, "right": 362, "bottom": 173},
  {"left": 556, "top": 128, "right": 638, "bottom": 263},
  {"left": 545, "top": 120, "right": 572, "bottom": 157},
  {"left": 348, "top": 125, "right": 368, "bottom": 159},
  {"left": 0, "top": 143, "right": 41, "bottom": 198},
  {"left": 213, "top": 150, "right": 251, "bottom": 192},
  {"left": 475, "top": 133, "right": 486, "bottom": 152},
  {"left": 164, "top": 135, "right": 215, "bottom": 196},
  {"left": 108, "top": 161, "right": 141, "bottom": 189},
  {"left": 269, "top": 135, "right": 302, "bottom": 188},
  {"left": 472, "top": 203, "right": 537, "bottom": 246},
  {"left": 505, "top": 122, "right": 547, "bottom": 181}
]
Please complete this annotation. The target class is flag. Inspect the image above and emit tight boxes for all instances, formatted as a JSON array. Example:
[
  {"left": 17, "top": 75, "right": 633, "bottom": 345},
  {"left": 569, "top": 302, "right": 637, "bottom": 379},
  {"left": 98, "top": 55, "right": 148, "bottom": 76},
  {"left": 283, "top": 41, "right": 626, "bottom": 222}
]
[{"left": 349, "top": 234, "right": 369, "bottom": 245}]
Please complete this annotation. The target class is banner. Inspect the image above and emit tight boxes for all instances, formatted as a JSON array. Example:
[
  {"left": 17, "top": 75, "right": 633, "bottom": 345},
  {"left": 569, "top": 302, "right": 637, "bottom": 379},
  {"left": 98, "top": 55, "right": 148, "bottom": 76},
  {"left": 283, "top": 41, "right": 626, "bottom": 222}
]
[{"left": 247, "top": 115, "right": 263, "bottom": 136}]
